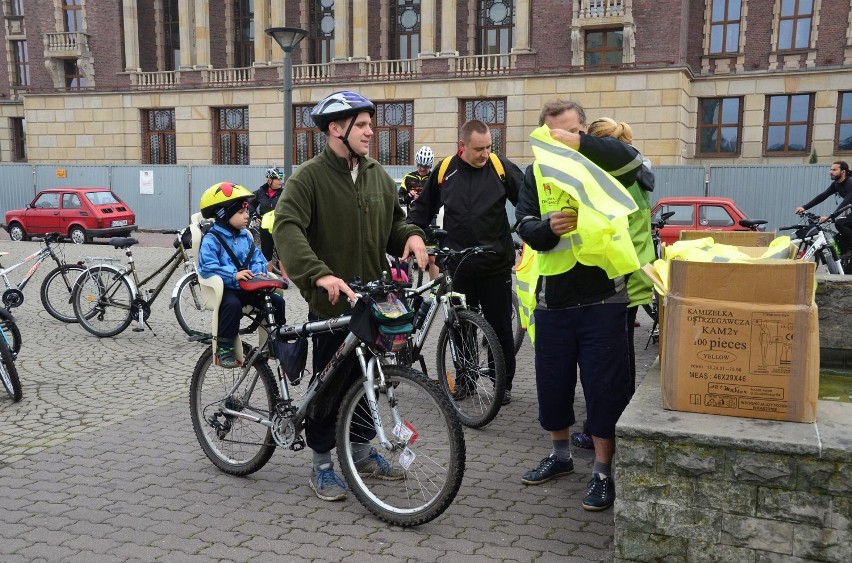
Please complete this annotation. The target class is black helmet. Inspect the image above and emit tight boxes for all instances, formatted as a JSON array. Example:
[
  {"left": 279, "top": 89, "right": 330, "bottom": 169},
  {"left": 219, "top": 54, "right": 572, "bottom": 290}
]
[{"left": 310, "top": 91, "right": 375, "bottom": 132}]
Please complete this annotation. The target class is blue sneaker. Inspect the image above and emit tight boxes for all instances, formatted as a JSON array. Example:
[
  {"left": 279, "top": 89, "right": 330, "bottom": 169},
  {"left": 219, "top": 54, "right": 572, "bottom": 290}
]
[
  {"left": 309, "top": 464, "right": 348, "bottom": 501},
  {"left": 521, "top": 455, "right": 574, "bottom": 485},
  {"left": 571, "top": 431, "right": 594, "bottom": 450},
  {"left": 356, "top": 447, "right": 405, "bottom": 481}
]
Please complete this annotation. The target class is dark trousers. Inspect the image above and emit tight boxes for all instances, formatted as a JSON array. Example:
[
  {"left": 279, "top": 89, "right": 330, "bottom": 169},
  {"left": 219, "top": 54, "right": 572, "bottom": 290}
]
[
  {"left": 835, "top": 217, "right": 852, "bottom": 254},
  {"left": 305, "top": 312, "right": 376, "bottom": 454},
  {"left": 258, "top": 229, "right": 275, "bottom": 261},
  {"left": 218, "top": 289, "right": 285, "bottom": 340},
  {"left": 451, "top": 269, "right": 517, "bottom": 389}
]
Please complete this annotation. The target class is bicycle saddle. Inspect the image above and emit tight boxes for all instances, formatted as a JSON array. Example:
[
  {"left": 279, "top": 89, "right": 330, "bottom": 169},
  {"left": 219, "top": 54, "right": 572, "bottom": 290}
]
[
  {"left": 239, "top": 275, "right": 287, "bottom": 292},
  {"left": 738, "top": 219, "right": 767, "bottom": 228},
  {"left": 108, "top": 237, "right": 139, "bottom": 249}
]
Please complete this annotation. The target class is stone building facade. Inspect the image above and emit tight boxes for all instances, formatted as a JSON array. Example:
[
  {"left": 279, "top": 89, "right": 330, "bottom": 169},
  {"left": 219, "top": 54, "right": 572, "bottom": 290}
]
[{"left": 1, "top": 0, "right": 852, "bottom": 166}]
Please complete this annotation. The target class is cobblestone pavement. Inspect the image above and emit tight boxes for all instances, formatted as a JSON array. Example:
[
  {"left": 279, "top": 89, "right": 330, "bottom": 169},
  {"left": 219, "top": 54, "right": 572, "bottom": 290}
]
[{"left": 0, "top": 235, "right": 659, "bottom": 562}]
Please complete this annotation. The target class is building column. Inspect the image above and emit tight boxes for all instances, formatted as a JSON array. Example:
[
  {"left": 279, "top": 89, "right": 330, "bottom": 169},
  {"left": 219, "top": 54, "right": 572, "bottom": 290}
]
[
  {"left": 420, "top": 0, "right": 436, "bottom": 56},
  {"left": 512, "top": 0, "right": 531, "bottom": 53},
  {"left": 439, "top": 0, "right": 457, "bottom": 56},
  {"left": 351, "top": 0, "right": 368, "bottom": 60},
  {"left": 122, "top": 0, "right": 141, "bottom": 71},
  {"left": 193, "top": 0, "right": 211, "bottom": 68},
  {"left": 333, "top": 0, "right": 350, "bottom": 61},
  {"left": 178, "top": 0, "right": 193, "bottom": 68},
  {"left": 254, "top": 0, "right": 269, "bottom": 64}
]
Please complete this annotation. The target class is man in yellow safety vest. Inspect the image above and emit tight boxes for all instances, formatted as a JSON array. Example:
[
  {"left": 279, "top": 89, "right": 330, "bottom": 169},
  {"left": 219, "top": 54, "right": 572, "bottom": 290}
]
[{"left": 515, "top": 99, "right": 642, "bottom": 512}]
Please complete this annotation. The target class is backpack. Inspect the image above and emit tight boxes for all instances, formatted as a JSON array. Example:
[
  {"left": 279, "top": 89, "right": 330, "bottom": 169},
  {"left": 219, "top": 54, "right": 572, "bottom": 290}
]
[{"left": 437, "top": 152, "right": 506, "bottom": 187}]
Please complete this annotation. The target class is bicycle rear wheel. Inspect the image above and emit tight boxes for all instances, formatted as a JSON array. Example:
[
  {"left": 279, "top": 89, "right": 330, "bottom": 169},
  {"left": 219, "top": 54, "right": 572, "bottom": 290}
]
[
  {"left": 436, "top": 309, "right": 507, "bottom": 428},
  {"left": 337, "top": 365, "right": 465, "bottom": 527},
  {"left": 72, "top": 266, "right": 134, "bottom": 337},
  {"left": 190, "top": 345, "right": 278, "bottom": 475},
  {"left": 173, "top": 273, "right": 211, "bottom": 339},
  {"left": 40, "top": 264, "right": 86, "bottom": 323},
  {"left": 0, "top": 336, "right": 21, "bottom": 402},
  {"left": 0, "top": 308, "right": 22, "bottom": 358}
]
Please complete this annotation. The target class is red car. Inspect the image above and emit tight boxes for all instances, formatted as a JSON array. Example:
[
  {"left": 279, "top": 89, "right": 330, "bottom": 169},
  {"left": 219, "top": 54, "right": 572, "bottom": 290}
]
[
  {"left": 4, "top": 187, "right": 137, "bottom": 244},
  {"left": 650, "top": 196, "right": 762, "bottom": 246}
]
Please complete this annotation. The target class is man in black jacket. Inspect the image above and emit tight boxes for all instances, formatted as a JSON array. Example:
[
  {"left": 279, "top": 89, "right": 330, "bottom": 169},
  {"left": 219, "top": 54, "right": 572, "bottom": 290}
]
[
  {"left": 407, "top": 119, "right": 522, "bottom": 405},
  {"left": 253, "top": 167, "right": 289, "bottom": 283},
  {"left": 795, "top": 161, "right": 852, "bottom": 255}
]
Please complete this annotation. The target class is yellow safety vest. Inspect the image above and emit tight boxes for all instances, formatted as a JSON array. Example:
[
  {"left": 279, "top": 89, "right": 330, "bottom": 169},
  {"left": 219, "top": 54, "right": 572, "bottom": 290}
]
[
  {"left": 529, "top": 126, "right": 640, "bottom": 278},
  {"left": 513, "top": 243, "right": 538, "bottom": 343},
  {"left": 260, "top": 210, "right": 274, "bottom": 232}
]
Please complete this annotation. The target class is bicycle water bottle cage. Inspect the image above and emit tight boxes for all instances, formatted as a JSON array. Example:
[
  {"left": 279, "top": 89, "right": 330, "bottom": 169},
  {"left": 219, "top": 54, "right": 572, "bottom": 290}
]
[
  {"left": 238, "top": 275, "right": 287, "bottom": 292},
  {"left": 109, "top": 237, "right": 139, "bottom": 249}
]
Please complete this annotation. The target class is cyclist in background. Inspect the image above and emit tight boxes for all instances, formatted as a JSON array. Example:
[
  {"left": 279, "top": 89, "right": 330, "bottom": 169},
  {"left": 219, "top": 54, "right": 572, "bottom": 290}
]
[
  {"left": 253, "top": 167, "right": 289, "bottom": 285},
  {"left": 795, "top": 161, "right": 852, "bottom": 257},
  {"left": 399, "top": 146, "right": 434, "bottom": 212}
]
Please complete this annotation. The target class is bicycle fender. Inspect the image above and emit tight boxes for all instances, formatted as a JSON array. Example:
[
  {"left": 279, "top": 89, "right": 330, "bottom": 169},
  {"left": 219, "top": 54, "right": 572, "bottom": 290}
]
[{"left": 169, "top": 271, "right": 196, "bottom": 309}]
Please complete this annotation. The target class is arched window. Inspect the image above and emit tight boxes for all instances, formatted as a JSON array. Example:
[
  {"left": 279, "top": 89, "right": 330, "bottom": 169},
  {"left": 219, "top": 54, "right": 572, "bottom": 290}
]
[
  {"left": 310, "top": 0, "right": 335, "bottom": 64},
  {"left": 390, "top": 0, "right": 421, "bottom": 60},
  {"left": 477, "top": 0, "right": 514, "bottom": 56}
]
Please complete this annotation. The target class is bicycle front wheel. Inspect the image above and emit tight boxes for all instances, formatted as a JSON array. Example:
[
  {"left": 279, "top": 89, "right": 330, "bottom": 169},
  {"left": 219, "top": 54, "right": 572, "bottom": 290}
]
[
  {"left": 41, "top": 264, "right": 86, "bottom": 323},
  {"left": 337, "top": 365, "right": 465, "bottom": 527},
  {"left": 0, "top": 336, "right": 22, "bottom": 402},
  {"left": 823, "top": 247, "right": 842, "bottom": 275},
  {"left": 0, "top": 308, "right": 22, "bottom": 358},
  {"left": 436, "top": 309, "right": 507, "bottom": 428},
  {"left": 190, "top": 345, "right": 278, "bottom": 476},
  {"left": 72, "top": 266, "right": 134, "bottom": 337},
  {"left": 174, "top": 273, "right": 211, "bottom": 339}
]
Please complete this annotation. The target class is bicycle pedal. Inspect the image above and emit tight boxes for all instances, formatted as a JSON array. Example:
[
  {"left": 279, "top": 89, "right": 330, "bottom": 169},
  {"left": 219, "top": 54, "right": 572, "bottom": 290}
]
[{"left": 131, "top": 327, "right": 145, "bottom": 332}]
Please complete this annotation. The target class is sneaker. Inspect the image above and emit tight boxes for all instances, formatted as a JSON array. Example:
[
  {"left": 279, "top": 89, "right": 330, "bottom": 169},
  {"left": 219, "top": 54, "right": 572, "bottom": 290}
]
[
  {"left": 309, "top": 464, "right": 348, "bottom": 501},
  {"left": 571, "top": 431, "right": 594, "bottom": 450},
  {"left": 501, "top": 389, "right": 512, "bottom": 406},
  {"left": 355, "top": 447, "right": 405, "bottom": 480},
  {"left": 216, "top": 345, "right": 239, "bottom": 369},
  {"left": 521, "top": 455, "right": 574, "bottom": 485},
  {"left": 582, "top": 473, "right": 615, "bottom": 511}
]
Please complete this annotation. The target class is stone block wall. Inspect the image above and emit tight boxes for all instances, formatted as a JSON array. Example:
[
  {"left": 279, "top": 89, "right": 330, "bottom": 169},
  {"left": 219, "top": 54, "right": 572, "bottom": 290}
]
[{"left": 615, "top": 363, "right": 852, "bottom": 562}]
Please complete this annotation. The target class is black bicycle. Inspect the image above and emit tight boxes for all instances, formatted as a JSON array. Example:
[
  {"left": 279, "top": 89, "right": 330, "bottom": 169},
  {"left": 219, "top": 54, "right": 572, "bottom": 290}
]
[{"left": 189, "top": 275, "right": 465, "bottom": 527}]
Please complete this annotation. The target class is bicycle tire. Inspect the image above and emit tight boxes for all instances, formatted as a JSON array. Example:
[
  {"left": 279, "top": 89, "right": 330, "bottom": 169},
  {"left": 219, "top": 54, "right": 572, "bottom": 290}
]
[
  {"left": 190, "top": 344, "right": 278, "bottom": 475},
  {"left": 823, "top": 248, "right": 842, "bottom": 275},
  {"left": 406, "top": 256, "right": 426, "bottom": 287},
  {"left": 174, "top": 273, "right": 212, "bottom": 339},
  {"left": 0, "top": 308, "right": 22, "bottom": 358},
  {"left": 0, "top": 335, "right": 22, "bottom": 402},
  {"left": 336, "top": 365, "right": 465, "bottom": 527},
  {"left": 40, "top": 264, "right": 86, "bottom": 323},
  {"left": 72, "top": 265, "right": 134, "bottom": 337},
  {"left": 510, "top": 292, "right": 524, "bottom": 354},
  {"left": 436, "top": 309, "right": 507, "bottom": 428}
]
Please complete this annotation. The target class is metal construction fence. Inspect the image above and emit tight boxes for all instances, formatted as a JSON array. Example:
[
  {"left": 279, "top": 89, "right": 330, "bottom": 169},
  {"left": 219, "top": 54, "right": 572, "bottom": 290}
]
[{"left": 0, "top": 163, "right": 835, "bottom": 232}]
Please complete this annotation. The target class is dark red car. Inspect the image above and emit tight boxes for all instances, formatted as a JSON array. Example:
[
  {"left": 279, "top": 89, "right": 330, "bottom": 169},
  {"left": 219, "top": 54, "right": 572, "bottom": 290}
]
[
  {"left": 650, "top": 196, "right": 761, "bottom": 246},
  {"left": 4, "top": 187, "right": 137, "bottom": 244}
]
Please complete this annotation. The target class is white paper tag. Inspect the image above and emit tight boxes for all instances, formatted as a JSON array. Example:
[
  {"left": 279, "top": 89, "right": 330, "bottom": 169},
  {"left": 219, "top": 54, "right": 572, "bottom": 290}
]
[
  {"left": 398, "top": 447, "right": 416, "bottom": 469},
  {"left": 393, "top": 421, "right": 414, "bottom": 443}
]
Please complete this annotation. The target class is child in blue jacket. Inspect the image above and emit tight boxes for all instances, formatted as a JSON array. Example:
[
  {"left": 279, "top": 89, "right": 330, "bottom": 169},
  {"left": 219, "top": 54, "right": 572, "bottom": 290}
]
[{"left": 198, "top": 182, "right": 285, "bottom": 368}]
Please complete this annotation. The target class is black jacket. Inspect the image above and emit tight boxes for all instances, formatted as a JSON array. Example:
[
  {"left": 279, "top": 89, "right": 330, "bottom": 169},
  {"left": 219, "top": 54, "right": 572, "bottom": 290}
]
[
  {"left": 407, "top": 153, "right": 522, "bottom": 276},
  {"left": 515, "top": 133, "right": 641, "bottom": 308},
  {"left": 253, "top": 183, "right": 282, "bottom": 216},
  {"left": 803, "top": 177, "right": 852, "bottom": 216}
]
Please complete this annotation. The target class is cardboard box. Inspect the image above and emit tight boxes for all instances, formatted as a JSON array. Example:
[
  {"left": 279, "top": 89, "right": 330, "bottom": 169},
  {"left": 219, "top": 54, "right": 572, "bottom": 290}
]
[
  {"left": 660, "top": 259, "right": 818, "bottom": 422},
  {"left": 679, "top": 230, "right": 777, "bottom": 247}
]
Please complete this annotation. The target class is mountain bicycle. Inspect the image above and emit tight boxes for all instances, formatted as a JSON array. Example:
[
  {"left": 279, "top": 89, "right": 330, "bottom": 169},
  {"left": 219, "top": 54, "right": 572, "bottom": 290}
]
[
  {"left": 189, "top": 275, "right": 465, "bottom": 527},
  {"left": 0, "top": 310, "right": 21, "bottom": 402},
  {"left": 780, "top": 207, "right": 849, "bottom": 275},
  {"left": 395, "top": 232, "right": 507, "bottom": 428},
  {"left": 0, "top": 232, "right": 87, "bottom": 323},
  {"left": 71, "top": 228, "right": 207, "bottom": 337}
]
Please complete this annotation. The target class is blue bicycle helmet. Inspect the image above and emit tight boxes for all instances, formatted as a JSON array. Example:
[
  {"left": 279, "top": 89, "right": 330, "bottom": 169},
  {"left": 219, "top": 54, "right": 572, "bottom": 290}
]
[{"left": 310, "top": 91, "right": 375, "bottom": 133}]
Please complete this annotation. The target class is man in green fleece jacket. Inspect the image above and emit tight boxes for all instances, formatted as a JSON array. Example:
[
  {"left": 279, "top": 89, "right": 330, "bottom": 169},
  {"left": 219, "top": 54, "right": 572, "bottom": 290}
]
[{"left": 273, "top": 90, "right": 427, "bottom": 502}]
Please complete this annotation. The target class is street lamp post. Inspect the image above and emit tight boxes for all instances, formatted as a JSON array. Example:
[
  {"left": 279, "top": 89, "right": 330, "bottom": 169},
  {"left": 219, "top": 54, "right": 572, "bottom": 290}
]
[{"left": 265, "top": 27, "right": 308, "bottom": 179}]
